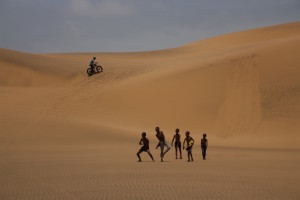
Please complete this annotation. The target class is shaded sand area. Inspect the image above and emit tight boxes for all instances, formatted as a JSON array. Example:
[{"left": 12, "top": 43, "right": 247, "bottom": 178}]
[{"left": 1, "top": 22, "right": 300, "bottom": 199}]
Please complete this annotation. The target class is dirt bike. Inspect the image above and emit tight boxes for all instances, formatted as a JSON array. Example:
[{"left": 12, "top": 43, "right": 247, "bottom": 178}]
[{"left": 87, "top": 63, "right": 103, "bottom": 76}]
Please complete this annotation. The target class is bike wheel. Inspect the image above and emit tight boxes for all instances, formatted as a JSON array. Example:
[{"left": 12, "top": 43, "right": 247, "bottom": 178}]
[
  {"left": 87, "top": 68, "right": 93, "bottom": 76},
  {"left": 96, "top": 66, "right": 103, "bottom": 73}
]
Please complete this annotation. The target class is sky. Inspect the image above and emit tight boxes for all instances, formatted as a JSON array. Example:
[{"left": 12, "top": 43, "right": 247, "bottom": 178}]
[{"left": 0, "top": 0, "right": 300, "bottom": 53}]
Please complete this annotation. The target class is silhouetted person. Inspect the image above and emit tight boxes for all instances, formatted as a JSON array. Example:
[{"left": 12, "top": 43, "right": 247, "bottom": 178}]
[
  {"left": 201, "top": 133, "right": 208, "bottom": 160},
  {"left": 155, "top": 127, "right": 170, "bottom": 162},
  {"left": 171, "top": 128, "right": 182, "bottom": 159},
  {"left": 137, "top": 132, "right": 154, "bottom": 162},
  {"left": 90, "top": 57, "right": 96, "bottom": 72},
  {"left": 183, "top": 131, "right": 194, "bottom": 162}
]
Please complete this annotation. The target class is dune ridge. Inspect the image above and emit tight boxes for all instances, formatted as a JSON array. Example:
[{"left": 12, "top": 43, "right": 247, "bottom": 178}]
[
  {"left": 1, "top": 21, "right": 300, "bottom": 200},
  {"left": 1, "top": 21, "right": 300, "bottom": 148}
]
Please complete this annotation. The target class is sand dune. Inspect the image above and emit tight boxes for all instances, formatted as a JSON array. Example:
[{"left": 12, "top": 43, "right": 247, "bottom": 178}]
[{"left": 1, "top": 22, "right": 300, "bottom": 199}]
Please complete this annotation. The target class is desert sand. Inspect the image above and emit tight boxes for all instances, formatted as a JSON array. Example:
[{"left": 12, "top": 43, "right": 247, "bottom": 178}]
[{"left": 1, "top": 22, "right": 300, "bottom": 199}]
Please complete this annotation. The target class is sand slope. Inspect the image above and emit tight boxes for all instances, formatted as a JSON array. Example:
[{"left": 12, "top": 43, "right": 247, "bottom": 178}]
[
  {"left": 1, "top": 22, "right": 300, "bottom": 199},
  {"left": 1, "top": 22, "right": 300, "bottom": 148}
]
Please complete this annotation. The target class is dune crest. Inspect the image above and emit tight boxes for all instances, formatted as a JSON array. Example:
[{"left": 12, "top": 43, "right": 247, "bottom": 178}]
[
  {"left": 1, "top": 21, "right": 300, "bottom": 200},
  {"left": 1, "top": 22, "right": 300, "bottom": 149}
]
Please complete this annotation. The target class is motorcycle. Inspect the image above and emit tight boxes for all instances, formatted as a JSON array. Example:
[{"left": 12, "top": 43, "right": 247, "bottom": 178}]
[{"left": 87, "top": 63, "right": 103, "bottom": 76}]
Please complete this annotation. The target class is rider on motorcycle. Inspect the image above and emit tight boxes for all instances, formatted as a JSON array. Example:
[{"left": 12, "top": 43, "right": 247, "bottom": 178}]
[{"left": 90, "top": 57, "right": 96, "bottom": 72}]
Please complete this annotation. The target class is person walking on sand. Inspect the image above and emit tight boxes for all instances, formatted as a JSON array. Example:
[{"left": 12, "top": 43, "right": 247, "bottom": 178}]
[
  {"left": 137, "top": 132, "right": 155, "bottom": 162},
  {"left": 155, "top": 127, "right": 171, "bottom": 162},
  {"left": 171, "top": 128, "right": 182, "bottom": 159},
  {"left": 201, "top": 133, "right": 208, "bottom": 160},
  {"left": 183, "top": 131, "right": 194, "bottom": 162}
]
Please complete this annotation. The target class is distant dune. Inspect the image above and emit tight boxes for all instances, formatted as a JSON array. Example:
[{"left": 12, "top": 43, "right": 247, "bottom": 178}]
[
  {"left": 1, "top": 21, "right": 300, "bottom": 200},
  {"left": 1, "top": 21, "right": 299, "bottom": 148}
]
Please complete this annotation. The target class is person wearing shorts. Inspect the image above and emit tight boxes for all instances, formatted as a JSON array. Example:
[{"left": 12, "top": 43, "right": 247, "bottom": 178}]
[
  {"left": 183, "top": 131, "right": 194, "bottom": 162},
  {"left": 171, "top": 128, "right": 182, "bottom": 159},
  {"left": 137, "top": 132, "right": 154, "bottom": 162}
]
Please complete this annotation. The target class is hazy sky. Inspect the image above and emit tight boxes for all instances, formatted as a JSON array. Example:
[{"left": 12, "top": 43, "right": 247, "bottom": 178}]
[{"left": 0, "top": 0, "right": 300, "bottom": 53}]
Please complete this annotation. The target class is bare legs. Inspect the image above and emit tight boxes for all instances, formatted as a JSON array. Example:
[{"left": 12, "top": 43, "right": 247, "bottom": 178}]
[
  {"left": 179, "top": 147, "right": 182, "bottom": 159},
  {"left": 187, "top": 151, "right": 193, "bottom": 162},
  {"left": 137, "top": 151, "right": 142, "bottom": 162},
  {"left": 148, "top": 151, "right": 155, "bottom": 161},
  {"left": 175, "top": 146, "right": 182, "bottom": 159},
  {"left": 137, "top": 150, "right": 155, "bottom": 162}
]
